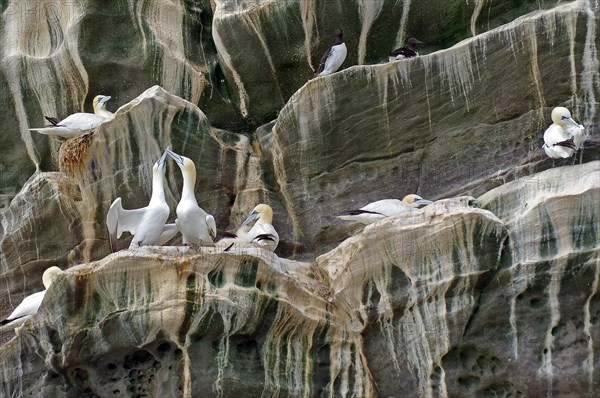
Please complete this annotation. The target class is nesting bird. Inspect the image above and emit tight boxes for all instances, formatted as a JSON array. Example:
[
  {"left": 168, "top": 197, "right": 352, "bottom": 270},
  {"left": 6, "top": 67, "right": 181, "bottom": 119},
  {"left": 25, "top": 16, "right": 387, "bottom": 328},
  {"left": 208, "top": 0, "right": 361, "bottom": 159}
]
[
  {"left": 0, "top": 266, "right": 63, "bottom": 326},
  {"left": 337, "top": 194, "right": 433, "bottom": 225},
  {"left": 542, "top": 107, "right": 585, "bottom": 159},
  {"left": 166, "top": 149, "right": 216, "bottom": 248},
  {"left": 239, "top": 204, "right": 279, "bottom": 251},
  {"left": 106, "top": 151, "right": 177, "bottom": 252},
  {"left": 29, "top": 95, "right": 113, "bottom": 138},
  {"left": 315, "top": 29, "right": 347, "bottom": 76},
  {"left": 389, "top": 38, "right": 423, "bottom": 61}
]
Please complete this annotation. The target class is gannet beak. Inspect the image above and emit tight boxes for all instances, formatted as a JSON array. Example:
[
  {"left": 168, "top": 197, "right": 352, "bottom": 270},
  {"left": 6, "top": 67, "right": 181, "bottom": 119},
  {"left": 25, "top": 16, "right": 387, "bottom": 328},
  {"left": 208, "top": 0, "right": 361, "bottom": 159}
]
[
  {"left": 99, "top": 95, "right": 111, "bottom": 103},
  {"left": 413, "top": 198, "right": 433, "bottom": 207},
  {"left": 157, "top": 150, "right": 168, "bottom": 168},
  {"left": 563, "top": 117, "right": 580, "bottom": 128},
  {"left": 165, "top": 148, "right": 184, "bottom": 165},
  {"left": 241, "top": 210, "right": 260, "bottom": 227}
]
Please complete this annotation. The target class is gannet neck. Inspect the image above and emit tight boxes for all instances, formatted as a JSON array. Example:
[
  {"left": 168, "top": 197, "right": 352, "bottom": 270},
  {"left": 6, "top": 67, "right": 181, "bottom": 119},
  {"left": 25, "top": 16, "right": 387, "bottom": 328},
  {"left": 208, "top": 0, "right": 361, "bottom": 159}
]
[
  {"left": 149, "top": 169, "right": 166, "bottom": 205},
  {"left": 92, "top": 95, "right": 113, "bottom": 117},
  {"left": 180, "top": 166, "right": 197, "bottom": 202},
  {"left": 255, "top": 204, "right": 273, "bottom": 224}
]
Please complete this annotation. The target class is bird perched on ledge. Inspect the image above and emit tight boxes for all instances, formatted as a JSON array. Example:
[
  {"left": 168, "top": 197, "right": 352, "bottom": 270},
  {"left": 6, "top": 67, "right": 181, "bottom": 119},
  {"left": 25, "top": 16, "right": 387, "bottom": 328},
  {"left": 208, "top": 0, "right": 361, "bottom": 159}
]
[
  {"left": 542, "top": 106, "right": 585, "bottom": 159},
  {"left": 0, "top": 266, "right": 63, "bottom": 326},
  {"left": 166, "top": 149, "right": 216, "bottom": 248},
  {"left": 389, "top": 38, "right": 423, "bottom": 62},
  {"left": 337, "top": 194, "right": 433, "bottom": 225},
  {"left": 106, "top": 151, "right": 177, "bottom": 252},
  {"left": 29, "top": 95, "right": 113, "bottom": 138},
  {"left": 315, "top": 29, "right": 347, "bottom": 76},
  {"left": 240, "top": 204, "right": 279, "bottom": 252}
]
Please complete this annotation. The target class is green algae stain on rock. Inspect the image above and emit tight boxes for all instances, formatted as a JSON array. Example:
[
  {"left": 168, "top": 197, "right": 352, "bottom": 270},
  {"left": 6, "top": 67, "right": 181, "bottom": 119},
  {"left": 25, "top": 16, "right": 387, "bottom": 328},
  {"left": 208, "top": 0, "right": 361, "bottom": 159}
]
[
  {"left": 208, "top": 267, "right": 225, "bottom": 288},
  {"left": 234, "top": 259, "right": 259, "bottom": 287},
  {"left": 179, "top": 273, "right": 200, "bottom": 344}
]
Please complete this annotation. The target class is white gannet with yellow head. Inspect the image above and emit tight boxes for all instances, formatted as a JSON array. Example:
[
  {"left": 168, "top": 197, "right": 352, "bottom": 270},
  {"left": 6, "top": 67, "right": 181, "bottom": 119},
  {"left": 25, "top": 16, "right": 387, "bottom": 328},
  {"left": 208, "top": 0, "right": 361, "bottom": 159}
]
[
  {"left": 166, "top": 149, "right": 216, "bottom": 248},
  {"left": 240, "top": 204, "right": 279, "bottom": 251},
  {"left": 542, "top": 107, "right": 585, "bottom": 159},
  {"left": 106, "top": 151, "right": 177, "bottom": 252},
  {"left": 0, "top": 266, "right": 63, "bottom": 326},
  {"left": 29, "top": 95, "right": 113, "bottom": 138},
  {"left": 337, "top": 194, "right": 433, "bottom": 225}
]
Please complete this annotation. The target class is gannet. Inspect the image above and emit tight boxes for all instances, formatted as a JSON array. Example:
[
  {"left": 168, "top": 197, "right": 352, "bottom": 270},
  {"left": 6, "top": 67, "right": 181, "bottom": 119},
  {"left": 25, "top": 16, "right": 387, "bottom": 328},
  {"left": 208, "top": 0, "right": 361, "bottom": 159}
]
[
  {"left": 240, "top": 204, "right": 279, "bottom": 251},
  {"left": 337, "top": 194, "right": 433, "bottom": 225},
  {"left": 106, "top": 151, "right": 177, "bottom": 252},
  {"left": 165, "top": 149, "right": 216, "bottom": 247},
  {"left": 389, "top": 38, "right": 423, "bottom": 62},
  {"left": 29, "top": 95, "right": 113, "bottom": 138},
  {"left": 315, "top": 29, "right": 347, "bottom": 76},
  {"left": 542, "top": 107, "right": 585, "bottom": 159},
  {"left": 0, "top": 266, "right": 63, "bottom": 326}
]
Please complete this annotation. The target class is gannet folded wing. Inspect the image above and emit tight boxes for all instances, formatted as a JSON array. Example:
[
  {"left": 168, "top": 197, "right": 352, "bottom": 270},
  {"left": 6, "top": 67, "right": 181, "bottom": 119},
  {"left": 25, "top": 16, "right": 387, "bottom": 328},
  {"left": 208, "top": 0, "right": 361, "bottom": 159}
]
[
  {"left": 543, "top": 107, "right": 585, "bottom": 159},
  {"left": 0, "top": 266, "right": 63, "bottom": 326}
]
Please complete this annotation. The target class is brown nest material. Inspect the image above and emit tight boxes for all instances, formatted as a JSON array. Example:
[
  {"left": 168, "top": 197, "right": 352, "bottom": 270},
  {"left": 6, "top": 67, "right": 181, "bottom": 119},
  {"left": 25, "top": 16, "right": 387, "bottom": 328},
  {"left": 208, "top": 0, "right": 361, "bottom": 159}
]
[{"left": 58, "top": 131, "right": 96, "bottom": 175}]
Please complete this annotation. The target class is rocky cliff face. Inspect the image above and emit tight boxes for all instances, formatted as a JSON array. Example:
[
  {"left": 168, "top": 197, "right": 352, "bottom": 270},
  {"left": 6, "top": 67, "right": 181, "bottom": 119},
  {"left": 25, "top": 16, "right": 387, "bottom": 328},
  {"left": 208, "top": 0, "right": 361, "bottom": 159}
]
[{"left": 1, "top": 0, "right": 600, "bottom": 397}]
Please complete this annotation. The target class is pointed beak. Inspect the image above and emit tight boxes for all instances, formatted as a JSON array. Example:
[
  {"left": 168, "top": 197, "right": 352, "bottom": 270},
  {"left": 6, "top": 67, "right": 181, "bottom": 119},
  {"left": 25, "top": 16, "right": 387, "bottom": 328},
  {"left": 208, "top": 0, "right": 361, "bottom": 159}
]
[
  {"left": 157, "top": 150, "right": 168, "bottom": 168},
  {"left": 165, "top": 148, "right": 184, "bottom": 165},
  {"left": 565, "top": 117, "right": 580, "bottom": 128},
  {"left": 99, "top": 95, "right": 111, "bottom": 103},
  {"left": 241, "top": 210, "right": 259, "bottom": 227},
  {"left": 413, "top": 198, "right": 433, "bottom": 207}
]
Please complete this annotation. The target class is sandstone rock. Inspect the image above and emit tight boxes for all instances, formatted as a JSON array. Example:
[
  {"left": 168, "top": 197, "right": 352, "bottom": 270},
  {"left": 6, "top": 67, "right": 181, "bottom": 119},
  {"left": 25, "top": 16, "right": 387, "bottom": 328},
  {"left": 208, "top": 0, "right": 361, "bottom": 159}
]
[{"left": 257, "top": 1, "right": 600, "bottom": 257}]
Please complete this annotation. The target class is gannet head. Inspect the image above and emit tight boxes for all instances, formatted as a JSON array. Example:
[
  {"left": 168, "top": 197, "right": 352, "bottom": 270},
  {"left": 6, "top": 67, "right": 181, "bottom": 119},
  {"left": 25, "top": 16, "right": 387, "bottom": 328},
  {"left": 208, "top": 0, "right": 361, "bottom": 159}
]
[
  {"left": 402, "top": 194, "right": 433, "bottom": 208},
  {"left": 92, "top": 95, "right": 111, "bottom": 111},
  {"left": 242, "top": 203, "right": 274, "bottom": 226},
  {"left": 165, "top": 149, "right": 196, "bottom": 174},
  {"left": 42, "top": 266, "right": 63, "bottom": 289},
  {"left": 551, "top": 107, "right": 579, "bottom": 127}
]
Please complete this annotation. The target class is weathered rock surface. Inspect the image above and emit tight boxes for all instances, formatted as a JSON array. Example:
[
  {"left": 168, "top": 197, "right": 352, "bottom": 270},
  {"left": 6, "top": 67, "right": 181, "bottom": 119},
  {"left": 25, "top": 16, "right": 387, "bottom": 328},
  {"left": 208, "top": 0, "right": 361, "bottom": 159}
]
[
  {"left": 0, "top": 1, "right": 600, "bottom": 397},
  {"left": 257, "top": 1, "right": 600, "bottom": 257}
]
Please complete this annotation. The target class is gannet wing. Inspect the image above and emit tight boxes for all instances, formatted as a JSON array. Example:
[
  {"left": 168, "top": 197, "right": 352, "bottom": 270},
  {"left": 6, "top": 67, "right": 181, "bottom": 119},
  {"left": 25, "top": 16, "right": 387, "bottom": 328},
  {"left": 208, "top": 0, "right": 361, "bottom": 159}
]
[
  {"left": 60, "top": 113, "right": 105, "bottom": 130},
  {"left": 44, "top": 116, "right": 61, "bottom": 126},
  {"left": 106, "top": 198, "right": 146, "bottom": 253},
  {"left": 0, "top": 290, "right": 46, "bottom": 325},
  {"left": 154, "top": 223, "right": 179, "bottom": 246}
]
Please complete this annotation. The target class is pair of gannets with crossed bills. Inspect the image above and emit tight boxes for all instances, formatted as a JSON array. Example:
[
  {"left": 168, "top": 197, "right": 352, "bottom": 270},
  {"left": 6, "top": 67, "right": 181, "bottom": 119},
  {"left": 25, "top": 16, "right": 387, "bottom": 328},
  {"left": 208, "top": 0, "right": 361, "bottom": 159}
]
[
  {"left": 0, "top": 266, "right": 63, "bottom": 326},
  {"left": 542, "top": 107, "right": 585, "bottom": 159},
  {"left": 106, "top": 151, "right": 177, "bottom": 252},
  {"left": 29, "top": 95, "right": 113, "bottom": 138},
  {"left": 315, "top": 29, "right": 347, "bottom": 76},
  {"left": 337, "top": 194, "right": 433, "bottom": 225}
]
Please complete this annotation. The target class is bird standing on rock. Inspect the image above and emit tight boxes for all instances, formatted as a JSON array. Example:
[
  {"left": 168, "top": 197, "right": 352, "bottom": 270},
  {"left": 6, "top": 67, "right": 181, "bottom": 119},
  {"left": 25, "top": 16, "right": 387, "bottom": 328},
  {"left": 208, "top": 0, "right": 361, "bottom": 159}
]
[
  {"left": 165, "top": 149, "right": 216, "bottom": 248},
  {"left": 542, "top": 106, "right": 585, "bottom": 159},
  {"left": 0, "top": 266, "right": 63, "bottom": 326},
  {"left": 315, "top": 29, "right": 347, "bottom": 76},
  {"left": 106, "top": 151, "right": 177, "bottom": 252},
  {"left": 29, "top": 95, "right": 113, "bottom": 138},
  {"left": 389, "top": 37, "right": 423, "bottom": 61}
]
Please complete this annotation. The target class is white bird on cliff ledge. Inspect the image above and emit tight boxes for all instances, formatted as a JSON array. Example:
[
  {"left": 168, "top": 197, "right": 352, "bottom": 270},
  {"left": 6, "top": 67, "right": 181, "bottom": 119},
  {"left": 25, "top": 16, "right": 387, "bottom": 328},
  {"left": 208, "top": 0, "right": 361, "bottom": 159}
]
[
  {"left": 315, "top": 29, "right": 347, "bottom": 76},
  {"left": 542, "top": 106, "right": 585, "bottom": 159},
  {"left": 29, "top": 95, "right": 113, "bottom": 138},
  {"left": 166, "top": 149, "right": 216, "bottom": 248},
  {"left": 240, "top": 204, "right": 279, "bottom": 252},
  {"left": 0, "top": 266, "right": 63, "bottom": 326},
  {"left": 337, "top": 194, "right": 433, "bottom": 225},
  {"left": 106, "top": 151, "right": 177, "bottom": 252}
]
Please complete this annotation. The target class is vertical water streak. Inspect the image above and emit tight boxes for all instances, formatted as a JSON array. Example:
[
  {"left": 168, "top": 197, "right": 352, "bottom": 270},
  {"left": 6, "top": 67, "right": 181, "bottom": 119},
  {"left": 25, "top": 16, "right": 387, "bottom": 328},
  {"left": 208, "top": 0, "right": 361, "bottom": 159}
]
[
  {"left": 583, "top": 252, "right": 599, "bottom": 395},
  {"left": 357, "top": 0, "right": 385, "bottom": 65},
  {"left": 580, "top": 0, "right": 600, "bottom": 129},
  {"left": 393, "top": 0, "right": 412, "bottom": 49},
  {"left": 470, "top": 0, "right": 486, "bottom": 36},
  {"left": 300, "top": 1, "right": 317, "bottom": 71}
]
